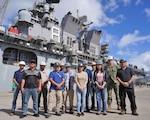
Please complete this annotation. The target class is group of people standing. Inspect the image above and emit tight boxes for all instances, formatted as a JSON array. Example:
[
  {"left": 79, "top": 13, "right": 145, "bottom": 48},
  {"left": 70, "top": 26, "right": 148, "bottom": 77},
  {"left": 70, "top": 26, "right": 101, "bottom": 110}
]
[{"left": 9, "top": 56, "right": 139, "bottom": 118}]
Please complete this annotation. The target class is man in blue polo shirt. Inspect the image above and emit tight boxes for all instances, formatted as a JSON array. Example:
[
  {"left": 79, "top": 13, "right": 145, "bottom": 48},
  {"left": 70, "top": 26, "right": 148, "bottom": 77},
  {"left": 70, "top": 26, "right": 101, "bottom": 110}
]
[
  {"left": 10, "top": 61, "right": 26, "bottom": 116},
  {"left": 47, "top": 62, "right": 65, "bottom": 117}
]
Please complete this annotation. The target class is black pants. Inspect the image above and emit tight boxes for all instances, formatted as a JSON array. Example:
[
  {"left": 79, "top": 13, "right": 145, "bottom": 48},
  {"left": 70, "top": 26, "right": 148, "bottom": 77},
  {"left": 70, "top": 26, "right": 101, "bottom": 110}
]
[
  {"left": 38, "top": 87, "right": 48, "bottom": 113},
  {"left": 119, "top": 86, "right": 137, "bottom": 111},
  {"left": 90, "top": 86, "right": 95, "bottom": 109}
]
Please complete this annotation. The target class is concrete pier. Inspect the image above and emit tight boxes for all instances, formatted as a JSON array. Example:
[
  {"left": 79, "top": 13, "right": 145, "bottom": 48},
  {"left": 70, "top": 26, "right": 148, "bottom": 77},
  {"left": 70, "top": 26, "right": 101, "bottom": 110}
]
[{"left": 0, "top": 87, "right": 150, "bottom": 120}]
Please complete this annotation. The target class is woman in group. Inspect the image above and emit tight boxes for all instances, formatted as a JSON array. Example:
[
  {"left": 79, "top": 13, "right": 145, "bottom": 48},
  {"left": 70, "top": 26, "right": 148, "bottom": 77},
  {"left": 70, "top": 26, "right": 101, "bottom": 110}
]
[
  {"left": 75, "top": 63, "right": 88, "bottom": 117},
  {"left": 94, "top": 60, "right": 108, "bottom": 115}
]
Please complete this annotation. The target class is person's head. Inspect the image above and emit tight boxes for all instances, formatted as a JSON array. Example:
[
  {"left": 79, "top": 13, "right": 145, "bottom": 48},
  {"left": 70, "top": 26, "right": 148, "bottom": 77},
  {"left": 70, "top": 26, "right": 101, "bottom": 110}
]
[
  {"left": 40, "top": 61, "right": 46, "bottom": 71},
  {"left": 78, "top": 63, "right": 84, "bottom": 72},
  {"left": 54, "top": 62, "right": 60, "bottom": 71},
  {"left": 91, "top": 61, "right": 96, "bottom": 70},
  {"left": 30, "top": 60, "right": 36, "bottom": 69},
  {"left": 65, "top": 62, "right": 71, "bottom": 72},
  {"left": 60, "top": 61, "right": 65, "bottom": 71},
  {"left": 107, "top": 56, "right": 113, "bottom": 65},
  {"left": 120, "top": 59, "right": 127, "bottom": 68},
  {"left": 96, "top": 60, "right": 103, "bottom": 71},
  {"left": 83, "top": 60, "right": 88, "bottom": 68},
  {"left": 19, "top": 61, "right": 25, "bottom": 70}
]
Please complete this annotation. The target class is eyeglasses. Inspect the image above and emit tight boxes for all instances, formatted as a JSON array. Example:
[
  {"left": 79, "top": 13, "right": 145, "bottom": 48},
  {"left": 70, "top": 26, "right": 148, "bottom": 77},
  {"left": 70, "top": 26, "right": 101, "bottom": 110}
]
[{"left": 91, "top": 65, "right": 96, "bottom": 66}]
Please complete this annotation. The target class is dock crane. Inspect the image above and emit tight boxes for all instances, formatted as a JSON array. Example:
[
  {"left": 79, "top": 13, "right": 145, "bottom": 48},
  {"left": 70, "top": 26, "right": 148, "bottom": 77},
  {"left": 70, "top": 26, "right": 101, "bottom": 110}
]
[{"left": 0, "top": 0, "right": 9, "bottom": 26}]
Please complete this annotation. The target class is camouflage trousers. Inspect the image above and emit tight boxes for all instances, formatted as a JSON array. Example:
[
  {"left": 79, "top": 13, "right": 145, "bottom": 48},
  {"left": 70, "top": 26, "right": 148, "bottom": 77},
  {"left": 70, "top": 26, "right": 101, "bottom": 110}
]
[{"left": 107, "top": 82, "right": 120, "bottom": 106}]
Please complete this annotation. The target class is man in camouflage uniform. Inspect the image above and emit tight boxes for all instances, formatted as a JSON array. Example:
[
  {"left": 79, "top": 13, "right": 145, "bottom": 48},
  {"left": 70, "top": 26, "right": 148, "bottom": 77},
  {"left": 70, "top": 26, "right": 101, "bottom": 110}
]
[{"left": 105, "top": 56, "right": 120, "bottom": 110}]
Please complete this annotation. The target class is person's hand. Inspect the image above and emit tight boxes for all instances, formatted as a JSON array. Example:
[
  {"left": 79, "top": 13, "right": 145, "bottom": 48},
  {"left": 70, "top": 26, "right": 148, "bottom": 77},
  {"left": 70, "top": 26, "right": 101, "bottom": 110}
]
[
  {"left": 38, "top": 87, "right": 42, "bottom": 92},
  {"left": 21, "top": 88, "right": 25, "bottom": 93},
  {"left": 98, "top": 85, "right": 104, "bottom": 90},
  {"left": 56, "top": 84, "right": 61, "bottom": 89},
  {"left": 122, "top": 82, "right": 129, "bottom": 87},
  {"left": 79, "top": 87, "right": 83, "bottom": 92}
]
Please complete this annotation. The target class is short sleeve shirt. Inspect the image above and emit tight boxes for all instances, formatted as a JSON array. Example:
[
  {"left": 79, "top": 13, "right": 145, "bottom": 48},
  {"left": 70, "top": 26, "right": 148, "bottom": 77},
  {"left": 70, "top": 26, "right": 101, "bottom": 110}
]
[
  {"left": 117, "top": 67, "right": 135, "bottom": 88},
  {"left": 22, "top": 68, "right": 41, "bottom": 88},
  {"left": 49, "top": 71, "right": 65, "bottom": 90},
  {"left": 13, "top": 70, "right": 25, "bottom": 84}
]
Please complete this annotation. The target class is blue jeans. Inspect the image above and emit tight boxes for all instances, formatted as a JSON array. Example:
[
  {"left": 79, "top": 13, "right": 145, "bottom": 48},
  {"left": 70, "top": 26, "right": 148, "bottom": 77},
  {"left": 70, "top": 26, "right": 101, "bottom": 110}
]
[
  {"left": 11, "top": 86, "right": 24, "bottom": 112},
  {"left": 96, "top": 87, "right": 107, "bottom": 112},
  {"left": 22, "top": 88, "right": 38, "bottom": 115},
  {"left": 76, "top": 87, "right": 87, "bottom": 113}
]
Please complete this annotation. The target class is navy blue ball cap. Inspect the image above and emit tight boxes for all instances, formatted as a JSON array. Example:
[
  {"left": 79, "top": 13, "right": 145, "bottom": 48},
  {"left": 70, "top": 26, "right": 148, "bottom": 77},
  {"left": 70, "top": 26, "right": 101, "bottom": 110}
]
[
  {"left": 120, "top": 59, "right": 127, "bottom": 63},
  {"left": 54, "top": 62, "right": 60, "bottom": 66},
  {"left": 78, "top": 63, "right": 83, "bottom": 67},
  {"left": 30, "top": 59, "right": 36, "bottom": 64}
]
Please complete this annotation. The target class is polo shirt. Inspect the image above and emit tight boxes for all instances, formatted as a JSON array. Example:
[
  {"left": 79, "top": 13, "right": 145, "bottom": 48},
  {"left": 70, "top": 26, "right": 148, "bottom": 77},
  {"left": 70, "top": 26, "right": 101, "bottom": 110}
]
[
  {"left": 13, "top": 69, "right": 25, "bottom": 84},
  {"left": 117, "top": 67, "right": 135, "bottom": 88},
  {"left": 22, "top": 68, "right": 41, "bottom": 88},
  {"left": 49, "top": 70, "right": 65, "bottom": 90}
]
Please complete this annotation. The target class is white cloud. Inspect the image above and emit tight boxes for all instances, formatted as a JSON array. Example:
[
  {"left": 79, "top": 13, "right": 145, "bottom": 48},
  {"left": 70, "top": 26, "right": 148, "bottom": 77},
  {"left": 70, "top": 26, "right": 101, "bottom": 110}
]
[
  {"left": 129, "top": 51, "right": 150, "bottom": 72},
  {"left": 103, "top": 0, "right": 119, "bottom": 12},
  {"left": 135, "top": 0, "right": 143, "bottom": 5},
  {"left": 144, "top": 8, "right": 150, "bottom": 20},
  {"left": 118, "top": 30, "right": 150, "bottom": 48},
  {"left": 100, "top": 31, "right": 117, "bottom": 45},
  {"left": 122, "top": 0, "right": 131, "bottom": 6},
  {"left": 2, "top": 0, "right": 122, "bottom": 27}
]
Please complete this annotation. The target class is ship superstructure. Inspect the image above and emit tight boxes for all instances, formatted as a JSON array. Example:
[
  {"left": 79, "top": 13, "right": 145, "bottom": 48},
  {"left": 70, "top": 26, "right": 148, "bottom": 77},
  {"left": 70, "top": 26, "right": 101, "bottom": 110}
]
[{"left": 0, "top": 0, "right": 146, "bottom": 91}]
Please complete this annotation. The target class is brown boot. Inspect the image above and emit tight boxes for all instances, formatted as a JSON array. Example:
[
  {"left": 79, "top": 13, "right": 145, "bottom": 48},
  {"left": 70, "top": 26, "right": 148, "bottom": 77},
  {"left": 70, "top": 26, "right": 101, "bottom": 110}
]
[
  {"left": 132, "top": 109, "right": 138, "bottom": 116},
  {"left": 117, "top": 105, "right": 121, "bottom": 110},
  {"left": 107, "top": 105, "right": 111, "bottom": 110},
  {"left": 119, "top": 109, "right": 126, "bottom": 115}
]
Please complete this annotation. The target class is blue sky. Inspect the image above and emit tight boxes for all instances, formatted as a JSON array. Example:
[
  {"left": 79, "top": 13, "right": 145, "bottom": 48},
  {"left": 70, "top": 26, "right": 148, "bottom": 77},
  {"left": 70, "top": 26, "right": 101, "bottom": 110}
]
[{"left": 2, "top": 0, "right": 150, "bottom": 72}]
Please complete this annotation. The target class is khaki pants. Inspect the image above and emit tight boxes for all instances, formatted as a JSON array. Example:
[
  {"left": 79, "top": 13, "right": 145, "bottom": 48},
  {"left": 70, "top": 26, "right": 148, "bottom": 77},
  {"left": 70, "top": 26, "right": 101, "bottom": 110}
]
[
  {"left": 62, "top": 89, "right": 74, "bottom": 109},
  {"left": 47, "top": 90, "right": 62, "bottom": 113}
]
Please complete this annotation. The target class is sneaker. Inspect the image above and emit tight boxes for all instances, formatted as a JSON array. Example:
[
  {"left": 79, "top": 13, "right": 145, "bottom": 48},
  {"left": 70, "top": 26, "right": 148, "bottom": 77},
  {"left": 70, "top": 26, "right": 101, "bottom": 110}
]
[
  {"left": 55, "top": 112, "right": 61, "bottom": 116},
  {"left": 81, "top": 112, "right": 84, "bottom": 116},
  {"left": 96, "top": 111, "right": 101, "bottom": 115},
  {"left": 34, "top": 114, "right": 39, "bottom": 117},
  {"left": 103, "top": 111, "right": 107, "bottom": 115},
  {"left": 20, "top": 115, "right": 27, "bottom": 118},
  {"left": 76, "top": 112, "right": 80, "bottom": 117},
  {"left": 9, "top": 112, "right": 14, "bottom": 116}
]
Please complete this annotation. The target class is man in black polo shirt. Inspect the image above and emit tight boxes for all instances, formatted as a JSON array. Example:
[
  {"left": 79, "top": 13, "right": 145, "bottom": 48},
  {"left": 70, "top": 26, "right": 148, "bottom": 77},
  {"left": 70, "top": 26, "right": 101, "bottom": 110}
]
[
  {"left": 117, "top": 59, "right": 138, "bottom": 116},
  {"left": 21, "top": 60, "right": 42, "bottom": 118}
]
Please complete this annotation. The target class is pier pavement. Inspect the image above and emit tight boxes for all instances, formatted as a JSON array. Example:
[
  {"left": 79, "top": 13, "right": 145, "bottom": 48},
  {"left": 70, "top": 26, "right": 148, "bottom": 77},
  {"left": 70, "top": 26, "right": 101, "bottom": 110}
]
[{"left": 0, "top": 87, "right": 150, "bottom": 120}]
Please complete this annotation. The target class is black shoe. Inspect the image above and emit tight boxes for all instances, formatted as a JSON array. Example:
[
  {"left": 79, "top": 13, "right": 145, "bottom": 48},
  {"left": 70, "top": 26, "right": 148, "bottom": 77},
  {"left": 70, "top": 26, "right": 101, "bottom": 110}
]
[
  {"left": 55, "top": 112, "right": 61, "bottom": 116},
  {"left": 86, "top": 109, "right": 90, "bottom": 112},
  {"left": 20, "top": 115, "right": 27, "bottom": 118},
  {"left": 45, "top": 113, "right": 51, "bottom": 118},
  {"left": 81, "top": 112, "right": 84, "bottom": 116},
  {"left": 34, "top": 114, "right": 39, "bottom": 117},
  {"left": 76, "top": 112, "right": 80, "bottom": 117}
]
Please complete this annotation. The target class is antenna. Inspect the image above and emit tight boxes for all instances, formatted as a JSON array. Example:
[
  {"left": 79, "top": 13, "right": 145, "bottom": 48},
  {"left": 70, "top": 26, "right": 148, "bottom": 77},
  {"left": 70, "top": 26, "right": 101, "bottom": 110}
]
[
  {"left": 0, "top": 0, "right": 9, "bottom": 26},
  {"left": 77, "top": 9, "right": 79, "bottom": 19}
]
